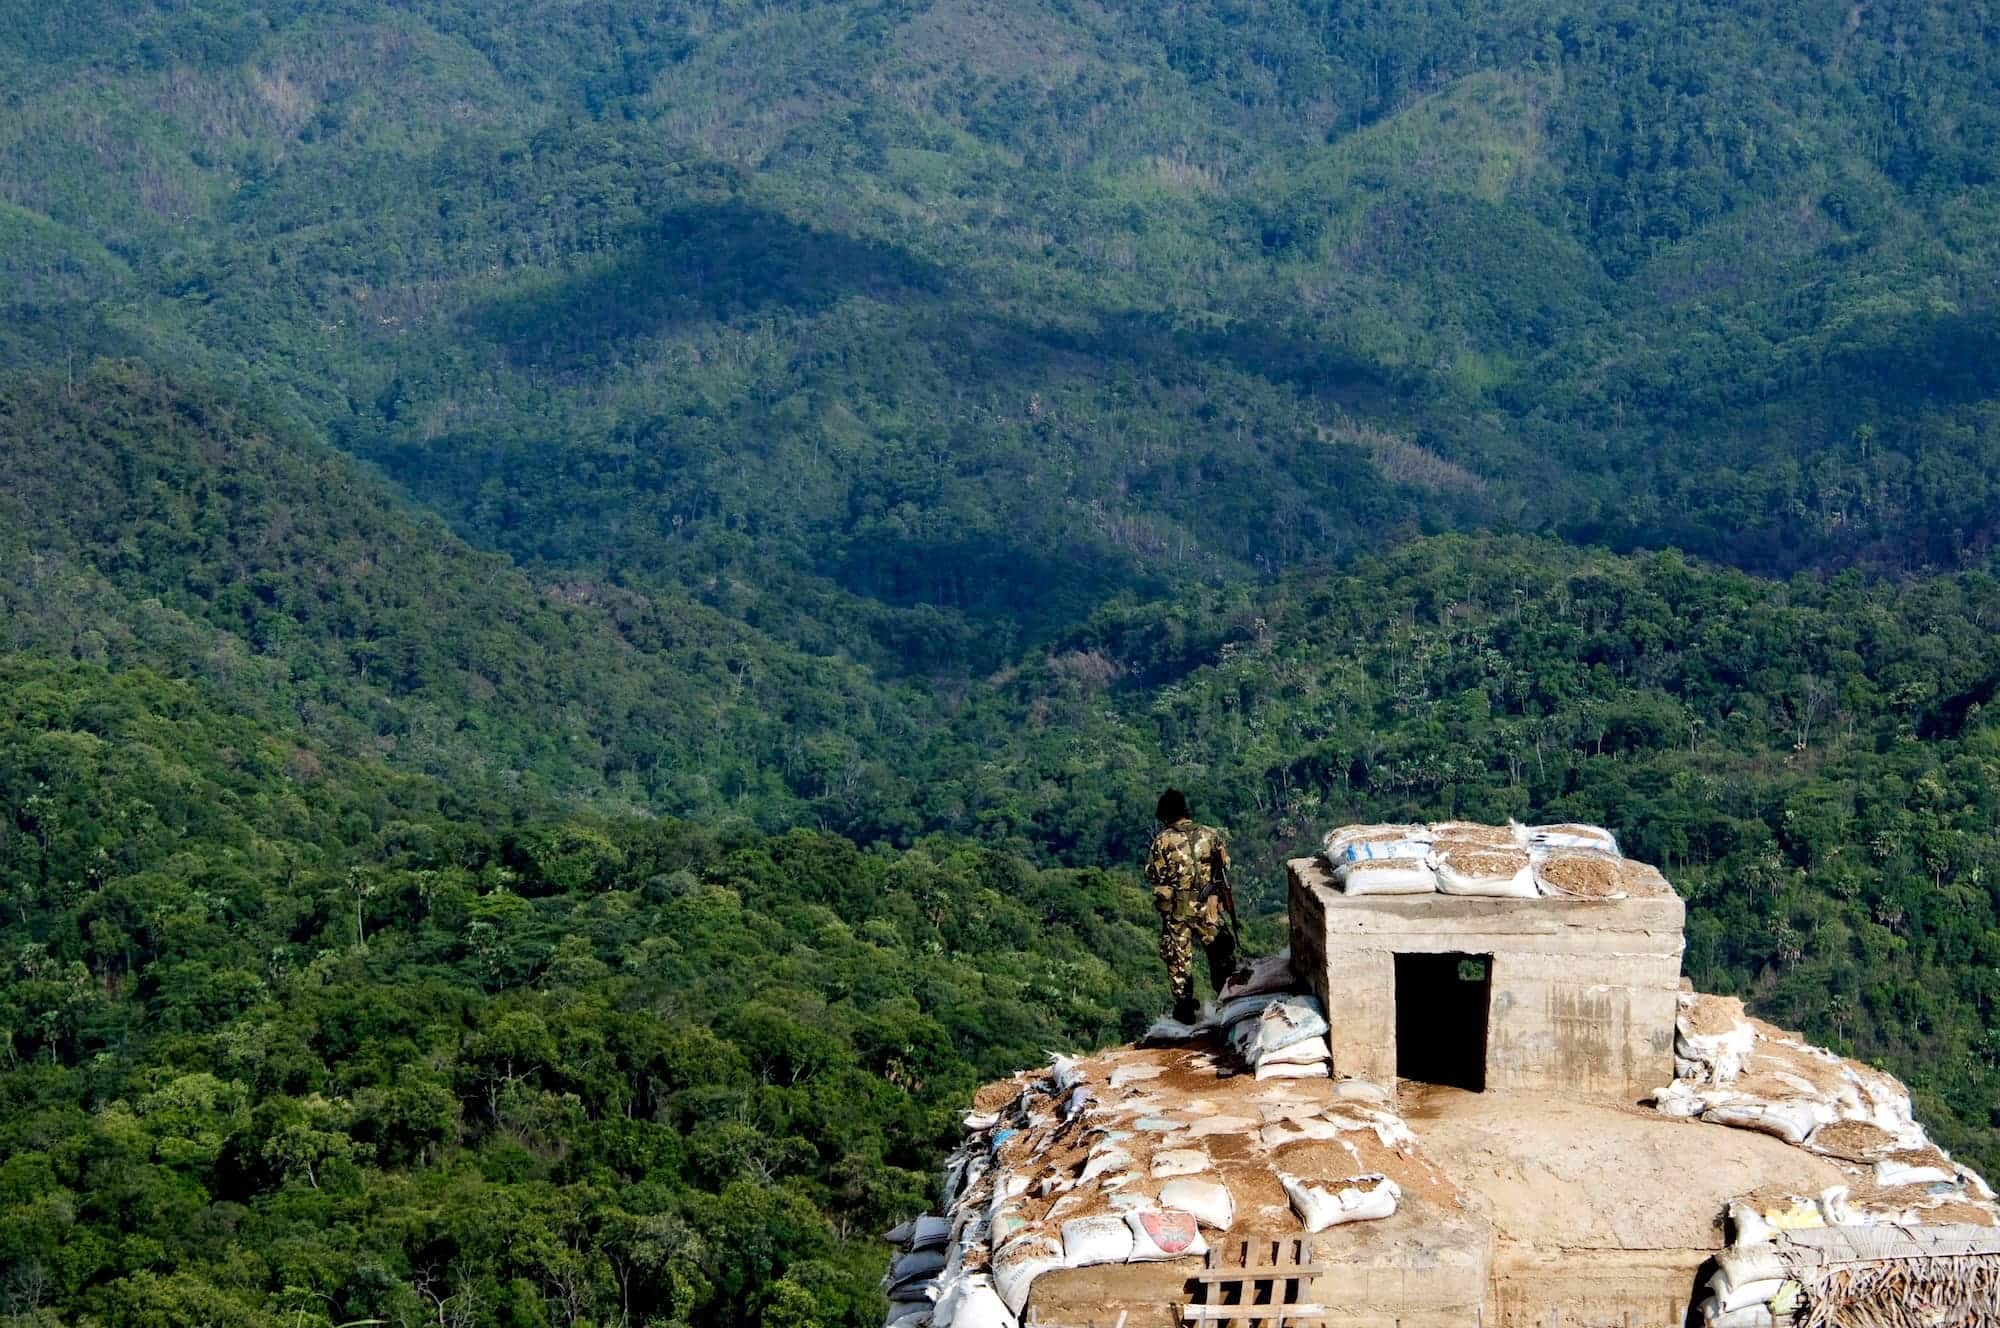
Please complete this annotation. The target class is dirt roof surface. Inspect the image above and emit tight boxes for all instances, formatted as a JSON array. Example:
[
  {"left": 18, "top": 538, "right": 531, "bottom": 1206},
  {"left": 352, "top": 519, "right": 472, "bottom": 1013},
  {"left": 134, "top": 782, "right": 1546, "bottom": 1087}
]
[{"left": 1402, "top": 1082, "right": 1849, "bottom": 1250}]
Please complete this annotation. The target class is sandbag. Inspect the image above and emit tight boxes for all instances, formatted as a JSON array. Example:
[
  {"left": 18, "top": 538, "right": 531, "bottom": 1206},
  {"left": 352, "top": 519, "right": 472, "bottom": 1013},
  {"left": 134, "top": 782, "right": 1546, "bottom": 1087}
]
[
  {"left": 1255, "top": 1035, "right": 1330, "bottom": 1068},
  {"left": 1281, "top": 1173, "right": 1400, "bottom": 1232},
  {"left": 1159, "top": 1178, "right": 1235, "bottom": 1230},
  {"left": 1060, "top": 1214, "right": 1134, "bottom": 1267},
  {"left": 1150, "top": 1148, "right": 1209, "bottom": 1179},
  {"left": 933, "top": 1274, "right": 1014, "bottom": 1328},
  {"left": 1333, "top": 1079, "right": 1389, "bottom": 1103},
  {"left": 991, "top": 1237, "right": 1062, "bottom": 1316},
  {"left": 1715, "top": 1277, "right": 1789, "bottom": 1314},
  {"left": 1695, "top": 1297, "right": 1773, "bottom": 1328},
  {"left": 886, "top": 1299, "right": 932, "bottom": 1328},
  {"left": 911, "top": 1215, "right": 952, "bottom": 1251},
  {"left": 1703, "top": 1099, "right": 1826, "bottom": 1146},
  {"left": 1216, "top": 949, "right": 1293, "bottom": 1002},
  {"left": 1214, "top": 992, "right": 1287, "bottom": 1029},
  {"left": 1334, "top": 858, "right": 1436, "bottom": 895},
  {"left": 1676, "top": 996, "right": 1755, "bottom": 1084},
  {"left": 1228, "top": 998, "right": 1329, "bottom": 1060},
  {"left": 890, "top": 1248, "right": 947, "bottom": 1287},
  {"left": 885, "top": 1218, "right": 917, "bottom": 1245},
  {"left": 1652, "top": 1080, "right": 1704, "bottom": 1118},
  {"left": 1432, "top": 845, "right": 1535, "bottom": 898},
  {"left": 1527, "top": 823, "right": 1620, "bottom": 855},
  {"left": 1874, "top": 1156, "right": 1954, "bottom": 1186},
  {"left": 1079, "top": 1146, "right": 1133, "bottom": 1183},
  {"left": 1144, "top": 1014, "right": 1207, "bottom": 1043},
  {"left": 1125, "top": 1208, "right": 1208, "bottom": 1261},
  {"left": 1255, "top": 1060, "right": 1331, "bottom": 1081},
  {"left": 1323, "top": 824, "right": 1434, "bottom": 864}
]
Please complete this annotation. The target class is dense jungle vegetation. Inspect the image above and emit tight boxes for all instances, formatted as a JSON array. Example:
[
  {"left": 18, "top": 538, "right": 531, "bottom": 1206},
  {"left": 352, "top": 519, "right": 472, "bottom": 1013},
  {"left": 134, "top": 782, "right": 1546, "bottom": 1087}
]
[{"left": 4, "top": 0, "right": 2000, "bottom": 1323}]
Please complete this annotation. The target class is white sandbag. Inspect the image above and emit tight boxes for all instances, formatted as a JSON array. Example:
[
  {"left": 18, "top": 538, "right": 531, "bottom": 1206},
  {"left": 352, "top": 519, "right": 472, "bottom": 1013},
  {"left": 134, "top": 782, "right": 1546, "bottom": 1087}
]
[
  {"left": 933, "top": 1274, "right": 1014, "bottom": 1328},
  {"left": 1108, "top": 1063, "right": 1166, "bottom": 1089},
  {"left": 1186, "top": 1114, "right": 1259, "bottom": 1138},
  {"left": 1228, "top": 998, "right": 1329, "bottom": 1060},
  {"left": 1280, "top": 1173, "right": 1400, "bottom": 1232},
  {"left": 1060, "top": 1214, "right": 1134, "bottom": 1267},
  {"left": 1216, "top": 949, "right": 1293, "bottom": 1002},
  {"left": 1333, "top": 1079, "right": 1389, "bottom": 1103},
  {"left": 991, "top": 1237, "right": 1062, "bottom": 1316},
  {"left": 1062, "top": 1085, "right": 1091, "bottom": 1121},
  {"left": 911, "top": 1215, "right": 952, "bottom": 1251},
  {"left": 1150, "top": 1148, "right": 1209, "bottom": 1179},
  {"left": 1715, "top": 1277, "right": 1789, "bottom": 1314},
  {"left": 1703, "top": 1099, "right": 1828, "bottom": 1146},
  {"left": 1048, "top": 1055, "right": 1085, "bottom": 1093},
  {"left": 1651, "top": 1080, "right": 1705, "bottom": 1118},
  {"left": 1677, "top": 1026, "right": 1755, "bottom": 1085},
  {"left": 1323, "top": 824, "right": 1434, "bottom": 864},
  {"left": 1873, "top": 1156, "right": 1955, "bottom": 1186},
  {"left": 1334, "top": 858, "right": 1437, "bottom": 895},
  {"left": 1255, "top": 1060, "right": 1331, "bottom": 1081},
  {"left": 1125, "top": 1208, "right": 1208, "bottom": 1261},
  {"left": 1432, "top": 846, "right": 1535, "bottom": 898},
  {"left": 1159, "top": 1178, "right": 1235, "bottom": 1230},
  {"left": 885, "top": 1218, "right": 917, "bottom": 1245},
  {"left": 987, "top": 1203, "right": 1029, "bottom": 1247},
  {"left": 1214, "top": 992, "right": 1287, "bottom": 1029},
  {"left": 1527, "top": 823, "right": 1620, "bottom": 855},
  {"left": 1696, "top": 1296, "right": 1774, "bottom": 1328},
  {"left": 1256, "top": 1035, "right": 1331, "bottom": 1068},
  {"left": 1712, "top": 1246, "right": 1791, "bottom": 1293},
  {"left": 1079, "top": 1147, "right": 1133, "bottom": 1183}
]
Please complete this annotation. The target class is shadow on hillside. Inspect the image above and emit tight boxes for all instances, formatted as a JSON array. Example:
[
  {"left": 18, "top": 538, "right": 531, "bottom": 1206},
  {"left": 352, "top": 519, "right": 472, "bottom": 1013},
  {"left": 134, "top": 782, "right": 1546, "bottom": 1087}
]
[{"left": 468, "top": 201, "right": 947, "bottom": 372}]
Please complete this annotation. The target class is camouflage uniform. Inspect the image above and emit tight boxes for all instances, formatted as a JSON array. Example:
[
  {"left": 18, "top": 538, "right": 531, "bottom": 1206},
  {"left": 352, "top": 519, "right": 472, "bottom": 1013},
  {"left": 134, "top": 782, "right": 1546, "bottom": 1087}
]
[{"left": 1145, "top": 818, "right": 1238, "bottom": 1020}]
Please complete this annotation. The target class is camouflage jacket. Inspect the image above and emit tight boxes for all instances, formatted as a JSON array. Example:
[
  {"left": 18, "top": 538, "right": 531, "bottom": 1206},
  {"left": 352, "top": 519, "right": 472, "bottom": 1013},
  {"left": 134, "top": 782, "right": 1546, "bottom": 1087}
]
[{"left": 1145, "top": 819, "right": 1229, "bottom": 922}]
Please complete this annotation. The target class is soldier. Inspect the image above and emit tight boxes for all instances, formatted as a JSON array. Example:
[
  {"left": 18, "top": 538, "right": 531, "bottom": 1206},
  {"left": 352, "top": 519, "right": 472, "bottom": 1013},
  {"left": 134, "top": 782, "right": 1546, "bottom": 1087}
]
[{"left": 1145, "top": 789, "right": 1242, "bottom": 1024}]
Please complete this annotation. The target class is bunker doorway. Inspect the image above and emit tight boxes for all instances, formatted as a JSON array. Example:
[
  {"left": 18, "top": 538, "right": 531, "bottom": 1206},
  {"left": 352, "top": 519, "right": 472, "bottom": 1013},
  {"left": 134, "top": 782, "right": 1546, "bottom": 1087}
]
[{"left": 1395, "top": 953, "right": 1491, "bottom": 1091}]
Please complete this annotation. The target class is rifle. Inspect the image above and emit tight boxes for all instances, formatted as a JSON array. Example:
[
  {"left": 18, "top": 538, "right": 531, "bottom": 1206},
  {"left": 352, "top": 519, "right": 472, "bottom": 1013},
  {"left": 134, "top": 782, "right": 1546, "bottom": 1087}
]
[{"left": 1204, "top": 856, "right": 1245, "bottom": 950}]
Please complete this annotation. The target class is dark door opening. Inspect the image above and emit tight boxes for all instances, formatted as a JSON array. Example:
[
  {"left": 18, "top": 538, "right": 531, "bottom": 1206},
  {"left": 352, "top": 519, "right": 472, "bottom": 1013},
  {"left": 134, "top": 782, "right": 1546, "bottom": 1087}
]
[{"left": 1395, "top": 953, "right": 1491, "bottom": 1091}]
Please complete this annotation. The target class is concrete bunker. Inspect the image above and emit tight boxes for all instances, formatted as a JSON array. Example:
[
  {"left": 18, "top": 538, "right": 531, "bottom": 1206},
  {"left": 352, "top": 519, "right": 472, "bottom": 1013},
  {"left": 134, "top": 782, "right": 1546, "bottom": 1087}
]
[{"left": 1288, "top": 855, "right": 1684, "bottom": 1101}]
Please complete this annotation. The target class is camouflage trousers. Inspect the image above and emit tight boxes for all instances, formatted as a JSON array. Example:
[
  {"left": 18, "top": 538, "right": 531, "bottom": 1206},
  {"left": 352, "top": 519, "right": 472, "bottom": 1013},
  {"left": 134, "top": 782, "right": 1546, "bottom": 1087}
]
[{"left": 1160, "top": 912, "right": 1237, "bottom": 1011}]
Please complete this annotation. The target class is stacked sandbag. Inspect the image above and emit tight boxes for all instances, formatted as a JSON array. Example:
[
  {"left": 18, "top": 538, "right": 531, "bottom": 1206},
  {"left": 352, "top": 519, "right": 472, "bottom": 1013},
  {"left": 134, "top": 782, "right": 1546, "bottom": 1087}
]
[
  {"left": 1221, "top": 994, "right": 1332, "bottom": 1081},
  {"left": 906, "top": 1039, "right": 1443, "bottom": 1323},
  {"left": 1321, "top": 824, "right": 1436, "bottom": 895},
  {"left": 881, "top": 1209, "right": 956, "bottom": 1325},
  {"left": 1280, "top": 1171, "right": 1402, "bottom": 1232},
  {"left": 1215, "top": 947, "right": 1295, "bottom": 1003},
  {"left": 1318, "top": 820, "right": 1663, "bottom": 900},
  {"left": 1648, "top": 995, "right": 2000, "bottom": 1259},
  {"left": 1696, "top": 1243, "right": 1802, "bottom": 1328}
]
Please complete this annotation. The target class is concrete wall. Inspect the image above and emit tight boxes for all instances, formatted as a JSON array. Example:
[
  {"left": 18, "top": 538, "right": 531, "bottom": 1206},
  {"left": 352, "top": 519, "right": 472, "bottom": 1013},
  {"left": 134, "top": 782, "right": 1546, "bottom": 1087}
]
[{"left": 1289, "top": 859, "right": 1684, "bottom": 1102}]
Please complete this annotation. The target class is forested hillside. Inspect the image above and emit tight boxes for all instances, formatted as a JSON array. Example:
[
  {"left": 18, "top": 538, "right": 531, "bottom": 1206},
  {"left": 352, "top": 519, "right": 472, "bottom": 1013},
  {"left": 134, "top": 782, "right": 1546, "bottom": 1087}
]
[{"left": 4, "top": 0, "right": 2000, "bottom": 1324}]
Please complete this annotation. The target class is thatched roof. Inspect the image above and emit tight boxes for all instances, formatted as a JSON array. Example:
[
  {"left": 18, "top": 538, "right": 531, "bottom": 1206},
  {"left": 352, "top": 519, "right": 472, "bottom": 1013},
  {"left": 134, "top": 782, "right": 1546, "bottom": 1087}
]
[{"left": 1775, "top": 1227, "right": 2000, "bottom": 1328}]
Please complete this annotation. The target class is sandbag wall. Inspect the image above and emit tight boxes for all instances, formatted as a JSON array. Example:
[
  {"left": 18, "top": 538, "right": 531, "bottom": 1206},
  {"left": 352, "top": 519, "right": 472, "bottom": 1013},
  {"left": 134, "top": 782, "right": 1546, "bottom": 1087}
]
[
  {"left": 878, "top": 1032, "right": 1418, "bottom": 1326},
  {"left": 1651, "top": 994, "right": 2000, "bottom": 1328}
]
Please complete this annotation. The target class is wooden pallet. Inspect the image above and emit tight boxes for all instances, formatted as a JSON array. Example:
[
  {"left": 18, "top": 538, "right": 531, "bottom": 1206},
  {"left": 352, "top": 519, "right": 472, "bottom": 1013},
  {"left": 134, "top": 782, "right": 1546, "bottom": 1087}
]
[{"left": 1180, "top": 1235, "right": 1325, "bottom": 1327}]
